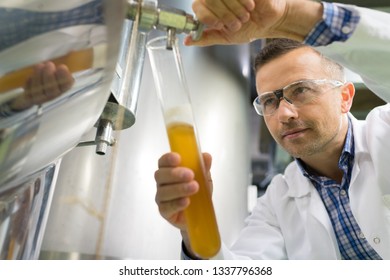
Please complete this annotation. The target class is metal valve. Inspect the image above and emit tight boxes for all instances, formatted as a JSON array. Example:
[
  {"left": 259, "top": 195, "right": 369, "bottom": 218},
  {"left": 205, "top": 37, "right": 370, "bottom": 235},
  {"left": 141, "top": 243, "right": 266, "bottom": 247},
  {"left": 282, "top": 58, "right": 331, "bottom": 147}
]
[
  {"left": 80, "top": 0, "right": 203, "bottom": 155},
  {"left": 127, "top": 0, "right": 204, "bottom": 47}
]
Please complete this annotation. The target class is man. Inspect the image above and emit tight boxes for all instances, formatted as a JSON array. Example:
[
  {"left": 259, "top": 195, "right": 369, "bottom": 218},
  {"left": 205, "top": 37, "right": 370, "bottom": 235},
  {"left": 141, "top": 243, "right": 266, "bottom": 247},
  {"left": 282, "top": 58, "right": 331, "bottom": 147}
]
[{"left": 154, "top": 0, "right": 390, "bottom": 259}]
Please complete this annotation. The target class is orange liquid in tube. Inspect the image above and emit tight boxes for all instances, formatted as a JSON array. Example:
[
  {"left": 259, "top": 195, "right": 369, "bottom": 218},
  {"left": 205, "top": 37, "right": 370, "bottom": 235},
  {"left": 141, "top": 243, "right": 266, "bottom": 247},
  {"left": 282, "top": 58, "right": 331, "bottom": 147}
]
[
  {"left": 166, "top": 121, "right": 221, "bottom": 258},
  {"left": 146, "top": 35, "right": 220, "bottom": 258}
]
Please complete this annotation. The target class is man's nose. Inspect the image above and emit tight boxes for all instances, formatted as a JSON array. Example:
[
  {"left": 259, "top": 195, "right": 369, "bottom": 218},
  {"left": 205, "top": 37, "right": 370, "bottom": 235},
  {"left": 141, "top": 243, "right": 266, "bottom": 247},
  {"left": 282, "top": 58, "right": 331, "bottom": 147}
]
[{"left": 277, "top": 98, "right": 298, "bottom": 122}]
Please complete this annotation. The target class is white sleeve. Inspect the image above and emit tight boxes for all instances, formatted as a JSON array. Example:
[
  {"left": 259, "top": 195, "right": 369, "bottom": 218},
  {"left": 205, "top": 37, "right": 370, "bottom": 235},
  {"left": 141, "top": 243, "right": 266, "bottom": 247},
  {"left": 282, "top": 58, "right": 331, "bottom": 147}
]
[{"left": 316, "top": 6, "right": 390, "bottom": 103}]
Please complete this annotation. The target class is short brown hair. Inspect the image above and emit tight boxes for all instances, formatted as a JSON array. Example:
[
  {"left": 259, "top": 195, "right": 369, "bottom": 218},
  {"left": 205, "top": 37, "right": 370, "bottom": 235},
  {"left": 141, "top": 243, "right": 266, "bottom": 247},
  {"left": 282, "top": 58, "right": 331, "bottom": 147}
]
[{"left": 253, "top": 38, "right": 345, "bottom": 80}]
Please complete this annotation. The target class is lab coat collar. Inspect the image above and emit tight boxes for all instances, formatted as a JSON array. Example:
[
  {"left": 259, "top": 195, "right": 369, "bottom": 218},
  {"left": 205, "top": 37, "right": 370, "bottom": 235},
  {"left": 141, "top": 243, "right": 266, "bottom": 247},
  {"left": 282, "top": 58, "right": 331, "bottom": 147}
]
[
  {"left": 347, "top": 112, "right": 367, "bottom": 186},
  {"left": 284, "top": 163, "right": 313, "bottom": 198},
  {"left": 348, "top": 112, "right": 368, "bottom": 156}
]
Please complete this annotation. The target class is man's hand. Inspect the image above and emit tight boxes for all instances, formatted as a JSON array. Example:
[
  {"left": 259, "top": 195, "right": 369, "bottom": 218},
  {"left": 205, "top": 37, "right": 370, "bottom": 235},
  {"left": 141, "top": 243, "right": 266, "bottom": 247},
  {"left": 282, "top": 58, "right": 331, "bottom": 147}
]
[
  {"left": 186, "top": 0, "right": 323, "bottom": 46},
  {"left": 192, "top": 0, "right": 255, "bottom": 32},
  {"left": 154, "top": 152, "right": 213, "bottom": 230}
]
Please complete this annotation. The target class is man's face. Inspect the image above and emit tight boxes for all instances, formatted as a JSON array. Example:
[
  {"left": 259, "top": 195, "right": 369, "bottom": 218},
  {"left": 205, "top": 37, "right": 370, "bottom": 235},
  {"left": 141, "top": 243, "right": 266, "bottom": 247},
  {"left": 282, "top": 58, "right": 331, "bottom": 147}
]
[{"left": 255, "top": 47, "right": 350, "bottom": 159}]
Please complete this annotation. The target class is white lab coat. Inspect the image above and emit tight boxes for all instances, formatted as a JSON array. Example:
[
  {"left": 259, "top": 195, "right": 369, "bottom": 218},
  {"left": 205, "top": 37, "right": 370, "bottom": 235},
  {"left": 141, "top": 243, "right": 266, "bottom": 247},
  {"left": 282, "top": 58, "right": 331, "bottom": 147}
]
[{"left": 217, "top": 5, "right": 390, "bottom": 260}]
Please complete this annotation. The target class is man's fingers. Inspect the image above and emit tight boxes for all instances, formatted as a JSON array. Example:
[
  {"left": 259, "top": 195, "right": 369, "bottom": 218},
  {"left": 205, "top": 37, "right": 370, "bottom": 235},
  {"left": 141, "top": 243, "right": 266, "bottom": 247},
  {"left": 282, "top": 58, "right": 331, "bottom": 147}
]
[
  {"left": 193, "top": 0, "right": 255, "bottom": 31},
  {"left": 154, "top": 166, "right": 194, "bottom": 185},
  {"left": 194, "top": 0, "right": 241, "bottom": 32},
  {"left": 192, "top": 1, "right": 223, "bottom": 30},
  {"left": 202, "top": 152, "right": 212, "bottom": 172},
  {"left": 157, "top": 152, "right": 181, "bottom": 168},
  {"left": 156, "top": 181, "right": 199, "bottom": 204},
  {"left": 184, "top": 29, "right": 231, "bottom": 47},
  {"left": 27, "top": 63, "right": 45, "bottom": 104},
  {"left": 221, "top": 0, "right": 252, "bottom": 23},
  {"left": 240, "top": 0, "right": 255, "bottom": 11},
  {"left": 157, "top": 197, "right": 190, "bottom": 220},
  {"left": 56, "top": 64, "right": 75, "bottom": 93},
  {"left": 155, "top": 180, "right": 199, "bottom": 227},
  {"left": 42, "top": 62, "right": 61, "bottom": 99}
]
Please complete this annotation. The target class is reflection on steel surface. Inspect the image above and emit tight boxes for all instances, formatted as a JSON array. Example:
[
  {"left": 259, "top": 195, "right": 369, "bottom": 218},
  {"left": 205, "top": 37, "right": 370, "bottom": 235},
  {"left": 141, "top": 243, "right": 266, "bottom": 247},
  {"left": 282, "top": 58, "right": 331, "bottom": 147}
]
[
  {"left": 0, "top": 162, "right": 59, "bottom": 259},
  {"left": 0, "top": 0, "right": 122, "bottom": 185},
  {"left": 0, "top": 0, "right": 124, "bottom": 259}
]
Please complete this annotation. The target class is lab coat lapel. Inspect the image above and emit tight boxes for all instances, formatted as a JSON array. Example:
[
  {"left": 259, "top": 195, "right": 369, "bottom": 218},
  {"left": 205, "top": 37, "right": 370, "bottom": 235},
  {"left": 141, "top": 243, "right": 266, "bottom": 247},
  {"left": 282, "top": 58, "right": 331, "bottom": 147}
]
[
  {"left": 348, "top": 113, "right": 390, "bottom": 259},
  {"left": 306, "top": 186, "right": 339, "bottom": 258},
  {"left": 285, "top": 164, "right": 339, "bottom": 258}
]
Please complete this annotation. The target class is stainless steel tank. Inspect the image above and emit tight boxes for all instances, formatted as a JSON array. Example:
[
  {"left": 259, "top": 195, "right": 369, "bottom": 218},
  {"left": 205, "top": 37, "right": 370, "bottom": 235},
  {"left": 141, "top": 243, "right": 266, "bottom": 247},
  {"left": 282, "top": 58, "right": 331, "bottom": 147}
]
[{"left": 0, "top": 0, "right": 125, "bottom": 259}]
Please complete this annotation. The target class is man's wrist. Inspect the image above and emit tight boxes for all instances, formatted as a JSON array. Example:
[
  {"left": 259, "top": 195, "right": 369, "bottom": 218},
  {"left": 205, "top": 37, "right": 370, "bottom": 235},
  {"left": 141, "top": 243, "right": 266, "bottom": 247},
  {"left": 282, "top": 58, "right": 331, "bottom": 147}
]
[
  {"left": 276, "top": 0, "right": 323, "bottom": 42},
  {"left": 180, "top": 230, "right": 203, "bottom": 260},
  {"left": 181, "top": 241, "right": 202, "bottom": 260}
]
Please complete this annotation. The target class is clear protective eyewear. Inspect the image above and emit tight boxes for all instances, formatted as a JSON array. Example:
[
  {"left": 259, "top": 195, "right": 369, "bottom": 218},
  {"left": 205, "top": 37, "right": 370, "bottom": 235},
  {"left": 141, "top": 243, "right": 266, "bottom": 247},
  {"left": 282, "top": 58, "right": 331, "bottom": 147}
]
[{"left": 253, "top": 79, "right": 344, "bottom": 116}]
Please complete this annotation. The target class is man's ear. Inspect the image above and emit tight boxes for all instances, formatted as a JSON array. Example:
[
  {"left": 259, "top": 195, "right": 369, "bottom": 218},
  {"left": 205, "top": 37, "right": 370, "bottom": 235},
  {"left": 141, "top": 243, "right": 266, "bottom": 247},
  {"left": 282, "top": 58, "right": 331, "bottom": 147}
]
[{"left": 340, "top": 82, "right": 355, "bottom": 113}]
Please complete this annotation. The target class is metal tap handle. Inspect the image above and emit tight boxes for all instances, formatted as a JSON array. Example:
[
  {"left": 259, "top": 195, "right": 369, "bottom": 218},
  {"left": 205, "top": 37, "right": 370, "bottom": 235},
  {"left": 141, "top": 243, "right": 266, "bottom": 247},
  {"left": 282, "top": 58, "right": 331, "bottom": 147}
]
[{"left": 127, "top": 0, "right": 204, "bottom": 40}]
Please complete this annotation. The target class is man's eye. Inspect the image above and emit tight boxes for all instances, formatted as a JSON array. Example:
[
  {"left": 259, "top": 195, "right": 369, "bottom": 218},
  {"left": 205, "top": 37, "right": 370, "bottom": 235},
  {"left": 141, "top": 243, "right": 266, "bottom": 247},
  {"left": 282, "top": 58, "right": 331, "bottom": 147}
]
[
  {"left": 293, "top": 86, "right": 310, "bottom": 94},
  {"left": 289, "top": 86, "right": 312, "bottom": 98},
  {"left": 261, "top": 97, "right": 277, "bottom": 107}
]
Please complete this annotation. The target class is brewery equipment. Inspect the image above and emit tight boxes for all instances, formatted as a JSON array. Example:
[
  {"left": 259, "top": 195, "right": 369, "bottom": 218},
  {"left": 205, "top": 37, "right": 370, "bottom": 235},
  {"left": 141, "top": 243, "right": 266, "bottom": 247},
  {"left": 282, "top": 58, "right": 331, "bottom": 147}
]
[{"left": 0, "top": 0, "right": 205, "bottom": 259}]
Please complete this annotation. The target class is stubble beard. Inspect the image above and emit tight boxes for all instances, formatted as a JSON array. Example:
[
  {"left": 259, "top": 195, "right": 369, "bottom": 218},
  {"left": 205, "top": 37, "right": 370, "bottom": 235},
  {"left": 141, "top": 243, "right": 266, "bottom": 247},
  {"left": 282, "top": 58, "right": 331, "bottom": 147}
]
[{"left": 276, "top": 121, "right": 341, "bottom": 159}]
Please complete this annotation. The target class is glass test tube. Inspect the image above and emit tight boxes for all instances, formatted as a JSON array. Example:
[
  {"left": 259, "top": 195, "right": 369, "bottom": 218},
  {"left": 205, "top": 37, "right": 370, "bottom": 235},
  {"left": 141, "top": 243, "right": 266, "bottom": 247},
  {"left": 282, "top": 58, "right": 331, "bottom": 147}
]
[{"left": 147, "top": 36, "right": 221, "bottom": 259}]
